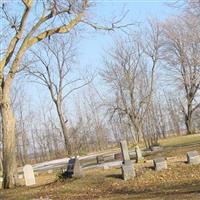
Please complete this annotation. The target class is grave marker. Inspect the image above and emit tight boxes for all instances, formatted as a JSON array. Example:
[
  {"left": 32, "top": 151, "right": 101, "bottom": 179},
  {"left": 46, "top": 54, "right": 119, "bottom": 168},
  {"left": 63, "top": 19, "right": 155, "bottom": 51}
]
[
  {"left": 66, "top": 157, "right": 84, "bottom": 178},
  {"left": 23, "top": 164, "right": 36, "bottom": 186},
  {"left": 135, "top": 145, "right": 144, "bottom": 163},
  {"left": 96, "top": 155, "right": 104, "bottom": 164},
  {"left": 153, "top": 158, "right": 167, "bottom": 171},
  {"left": 120, "top": 140, "right": 135, "bottom": 180},
  {"left": 187, "top": 151, "right": 200, "bottom": 165}
]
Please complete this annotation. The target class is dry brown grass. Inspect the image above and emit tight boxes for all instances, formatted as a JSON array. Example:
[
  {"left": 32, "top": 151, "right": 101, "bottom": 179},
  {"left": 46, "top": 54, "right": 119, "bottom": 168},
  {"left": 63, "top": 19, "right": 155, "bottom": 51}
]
[{"left": 1, "top": 134, "right": 200, "bottom": 200}]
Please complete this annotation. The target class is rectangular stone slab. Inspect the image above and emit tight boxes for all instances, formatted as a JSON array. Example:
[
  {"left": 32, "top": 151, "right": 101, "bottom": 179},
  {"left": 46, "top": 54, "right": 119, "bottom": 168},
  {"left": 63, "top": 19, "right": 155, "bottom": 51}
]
[
  {"left": 121, "top": 162, "right": 135, "bottom": 181},
  {"left": 114, "top": 152, "right": 122, "bottom": 160},
  {"left": 187, "top": 151, "right": 200, "bottom": 165},
  {"left": 120, "top": 140, "right": 130, "bottom": 162},
  {"left": 96, "top": 155, "right": 104, "bottom": 164},
  {"left": 153, "top": 158, "right": 167, "bottom": 171},
  {"left": 23, "top": 164, "right": 36, "bottom": 186}
]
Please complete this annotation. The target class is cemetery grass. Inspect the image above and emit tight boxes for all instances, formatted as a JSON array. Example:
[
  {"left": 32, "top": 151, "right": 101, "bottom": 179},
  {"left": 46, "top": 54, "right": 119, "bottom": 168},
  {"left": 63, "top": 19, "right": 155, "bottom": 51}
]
[{"left": 1, "top": 134, "right": 200, "bottom": 200}]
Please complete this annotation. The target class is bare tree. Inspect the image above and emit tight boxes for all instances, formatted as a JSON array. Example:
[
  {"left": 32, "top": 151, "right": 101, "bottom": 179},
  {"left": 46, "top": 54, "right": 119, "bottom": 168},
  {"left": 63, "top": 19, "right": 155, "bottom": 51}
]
[
  {"left": 163, "top": 14, "right": 200, "bottom": 134},
  {"left": 102, "top": 21, "right": 162, "bottom": 147},
  {"left": 27, "top": 36, "right": 92, "bottom": 155},
  {"left": 0, "top": 0, "right": 129, "bottom": 188}
]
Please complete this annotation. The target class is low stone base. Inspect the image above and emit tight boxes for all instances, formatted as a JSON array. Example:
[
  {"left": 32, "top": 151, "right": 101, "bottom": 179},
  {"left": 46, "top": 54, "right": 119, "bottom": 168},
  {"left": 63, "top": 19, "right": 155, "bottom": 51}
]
[
  {"left": 154, "top": 158, "right": 167, "bottom": 171},
  {"left": 121, "top": 161, "right": 135, "bottom": 181},
  {"left": 187, "top": 151, "right": 200, "bottom": 165}
]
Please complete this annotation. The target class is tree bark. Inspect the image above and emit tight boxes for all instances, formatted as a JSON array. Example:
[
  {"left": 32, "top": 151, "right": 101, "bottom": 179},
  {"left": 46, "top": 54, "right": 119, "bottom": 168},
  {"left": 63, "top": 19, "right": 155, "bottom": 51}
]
[
  {"left": 0, "top": 89, "right": 17, "bottom": 188},
  {"left": 186, "top": 102, "right": 193, "bottom": 135},
  {"left": 55, "top": 102, "right": 72, "bottom": 156}
]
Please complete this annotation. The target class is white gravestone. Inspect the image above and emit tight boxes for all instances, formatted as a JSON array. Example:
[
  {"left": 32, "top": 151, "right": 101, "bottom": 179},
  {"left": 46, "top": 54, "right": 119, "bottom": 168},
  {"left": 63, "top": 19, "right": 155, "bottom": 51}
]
[{"left": 23, "top": 164, "right": 36, "bottom": 186}]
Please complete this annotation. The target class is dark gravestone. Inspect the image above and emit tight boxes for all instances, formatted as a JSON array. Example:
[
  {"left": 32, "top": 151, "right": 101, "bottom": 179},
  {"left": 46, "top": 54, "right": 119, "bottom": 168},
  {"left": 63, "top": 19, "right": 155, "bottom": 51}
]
[
  {"left": 187, "top": 151, "right": 200, "bottom": 165},
  {"left": 96, "top": 155, "right": 104, "bottom": 164},
  {"left": 114, "top": 152, "right": 122, "bottom": 160},
  {"left": 153, "top": 157, "right": 167, "bottom": 171},
  {"left": 66, "top": 157, "right": 84, "bottom": 178}
]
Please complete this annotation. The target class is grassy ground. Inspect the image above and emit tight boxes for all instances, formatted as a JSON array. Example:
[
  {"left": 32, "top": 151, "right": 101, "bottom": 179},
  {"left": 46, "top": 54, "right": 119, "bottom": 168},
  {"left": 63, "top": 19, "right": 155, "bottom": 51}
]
[{"left": 1, "top": 134, "right": 200, "bottom": 200}]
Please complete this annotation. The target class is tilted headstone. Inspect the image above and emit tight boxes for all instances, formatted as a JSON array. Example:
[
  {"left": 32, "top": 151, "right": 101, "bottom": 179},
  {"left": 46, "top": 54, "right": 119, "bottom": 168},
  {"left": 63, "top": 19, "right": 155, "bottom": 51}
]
[
  {"left": 96, "top": 155, "right": 104, "bottom": 164},
  {"left": 23, "top": 164, "right": 36, "bottom": 186},
  {"left": 153, "top": 157, "right": 167, "bottom": 171},
  {"left": 120, "top": 140, "right": 135, "bottom": 180},
  {"left": 66, "top": 157, "right": 84, "bottom": 178},
  {"left": 135, "top": 145, "right": 144, "bottom": 163},
  {"left": 187, "top": 151, "right": 200, "bottom": 165},
  {"left": 120, "top": 140, "right": 130, "bottom": 162}
]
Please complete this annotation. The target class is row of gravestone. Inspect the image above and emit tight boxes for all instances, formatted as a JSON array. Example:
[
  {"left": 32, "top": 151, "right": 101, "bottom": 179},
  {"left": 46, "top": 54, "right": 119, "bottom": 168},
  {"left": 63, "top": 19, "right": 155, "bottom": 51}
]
[
  {"left": 1, "top": 141, "right": 200, "bottom": 187},
  {"left": 96, "top": 145, "right": 143, "bottom": 165},
  {"left": 16, "top": 156, "right": 84, "bottom": 187},
  {"left": 119, "top": 140, "right": 200, "bottom": 180}
]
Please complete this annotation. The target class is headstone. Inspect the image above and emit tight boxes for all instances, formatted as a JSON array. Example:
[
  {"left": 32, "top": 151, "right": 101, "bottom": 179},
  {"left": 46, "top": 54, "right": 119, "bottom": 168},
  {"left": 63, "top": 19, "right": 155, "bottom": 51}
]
[
  {"left": 23, "top": 164, "right": 36, "bottom": 186},
  {"left": 114, "top": 152, "right": 122, "bottom": 160},
  {"left": 0, "top": 177, "right": 3, "bottom": 189},
  {"left": 120, "top": 140, "right": 130, "bottom": 161},
  {"left": 96, "top": 155, "right": 104, "bottom": 164},
  {"left": 120, "top": 140, "right": 135, "bottom": 180},
  {"left": 66, "top": 157, "right": 84, "bottom": 178},
  {"left": 187, "top": 151, "right": 200, "bottom": 165},
  {"left": 153, "top": 158, "right": 167, "bottom": 171},
  {"left": 135, "top": 145, "right": 144, "bottom": 163},
  {"left": 66, "top": 158, "right": 75, "bottom": 178},
  {"left": 121, "top": 160, "right": 136, "bottom": 181}
]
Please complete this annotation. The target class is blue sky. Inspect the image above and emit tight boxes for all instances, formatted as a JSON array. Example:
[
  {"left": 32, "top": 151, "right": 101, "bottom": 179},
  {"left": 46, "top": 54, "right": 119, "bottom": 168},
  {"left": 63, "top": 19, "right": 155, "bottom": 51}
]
[
  {"left": 11, "top": 1, "right": 180, "bottom": 119},
  {"left": 77, "top": 0, "right": 179, "bottom": 70}
]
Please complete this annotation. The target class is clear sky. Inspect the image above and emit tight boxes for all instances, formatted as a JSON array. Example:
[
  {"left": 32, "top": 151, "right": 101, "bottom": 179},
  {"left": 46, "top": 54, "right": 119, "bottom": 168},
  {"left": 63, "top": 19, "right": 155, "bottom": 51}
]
[
  {"left": 11, "top": 0, "right": 180, "bottom": 119},
  {"left": 77, "top": 0, "right": 179, "bottom": 71}
]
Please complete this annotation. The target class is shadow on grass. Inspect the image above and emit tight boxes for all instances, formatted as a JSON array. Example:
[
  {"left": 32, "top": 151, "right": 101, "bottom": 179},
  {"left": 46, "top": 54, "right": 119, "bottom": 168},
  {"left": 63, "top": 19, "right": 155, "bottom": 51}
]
[
  {"left": 165, "top": 140, "right": 200, "bottom": 148},
  {"left": 108, "top": 179, "right": 200, "bottom": 198},
  {"left": 106, "top": 174, "right": 122, "bottom": 179}
]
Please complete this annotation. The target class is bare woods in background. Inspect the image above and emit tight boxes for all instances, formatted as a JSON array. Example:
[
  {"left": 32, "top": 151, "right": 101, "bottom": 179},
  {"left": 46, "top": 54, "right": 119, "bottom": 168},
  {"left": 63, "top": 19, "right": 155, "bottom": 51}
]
[{"left": 0, "top": 0, "right": 199, "bottom": 189}]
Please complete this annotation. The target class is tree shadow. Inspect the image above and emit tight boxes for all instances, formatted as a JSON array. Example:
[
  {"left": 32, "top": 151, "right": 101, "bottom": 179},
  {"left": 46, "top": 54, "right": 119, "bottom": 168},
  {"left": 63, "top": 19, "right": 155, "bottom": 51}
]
[
  {"left": 106, "top": 174, "right": 122, "bottom": 179},
  {"left": 108, "top": 179, "right": 200, "bottom": 198}
]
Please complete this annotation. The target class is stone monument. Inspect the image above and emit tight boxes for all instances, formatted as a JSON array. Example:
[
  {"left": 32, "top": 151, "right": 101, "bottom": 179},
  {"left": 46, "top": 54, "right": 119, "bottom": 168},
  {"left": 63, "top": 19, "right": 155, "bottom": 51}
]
[
  {"left": 96, "top": 155, "right": 104, "bottom": 164},
  {"left": 187, "top": 151, "right": 200, "bottom": 165},
  {"left": 66, "top": 156, "right": 84, "bottom": 178},
  {"left": 153, "top": 157, "right": 167, "bottom": 171},
  {"left": 23, "top": 164, "right": 36, "bottom": 186},
  {"left": 135, "top": 145, "right": 144, "bottom": 163},
  {"left": 120, "top": 140, "right": 135, "bottom": 180}
]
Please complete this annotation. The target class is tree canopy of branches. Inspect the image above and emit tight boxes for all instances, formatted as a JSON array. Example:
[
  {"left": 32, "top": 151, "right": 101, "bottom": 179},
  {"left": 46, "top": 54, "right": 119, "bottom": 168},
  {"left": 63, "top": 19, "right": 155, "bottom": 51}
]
[{"left": 0, "top": 0, "right": 128, "bottom": 189}]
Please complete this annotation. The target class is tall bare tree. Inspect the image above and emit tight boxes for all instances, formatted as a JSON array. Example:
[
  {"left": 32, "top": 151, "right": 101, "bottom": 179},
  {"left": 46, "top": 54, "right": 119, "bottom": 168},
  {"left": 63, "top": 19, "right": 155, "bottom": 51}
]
[
  {"left": 102, "top": 21, "right": 162, "bottom": 146},
  {"left": 163, "top": 14, "right": 200, "bottom": 134},
  {"left": 27, "top": 36, "right": 92, "bottom": 155},
  {"left": 0, "top": 0, "right": 129, "bottom": 188}
]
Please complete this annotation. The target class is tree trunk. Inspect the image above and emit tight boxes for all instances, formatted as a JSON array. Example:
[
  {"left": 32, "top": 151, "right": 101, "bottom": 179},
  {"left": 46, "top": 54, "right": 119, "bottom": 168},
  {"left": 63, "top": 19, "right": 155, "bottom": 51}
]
[
  {"left": 186, "top": 102, "right": 193, "bottom": 135},
  {"left": 0, "top": 91, "right": 17, "bottom": 188},
  {"left": 55, "top": 102, "right": 72, "bottom": 156}
]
